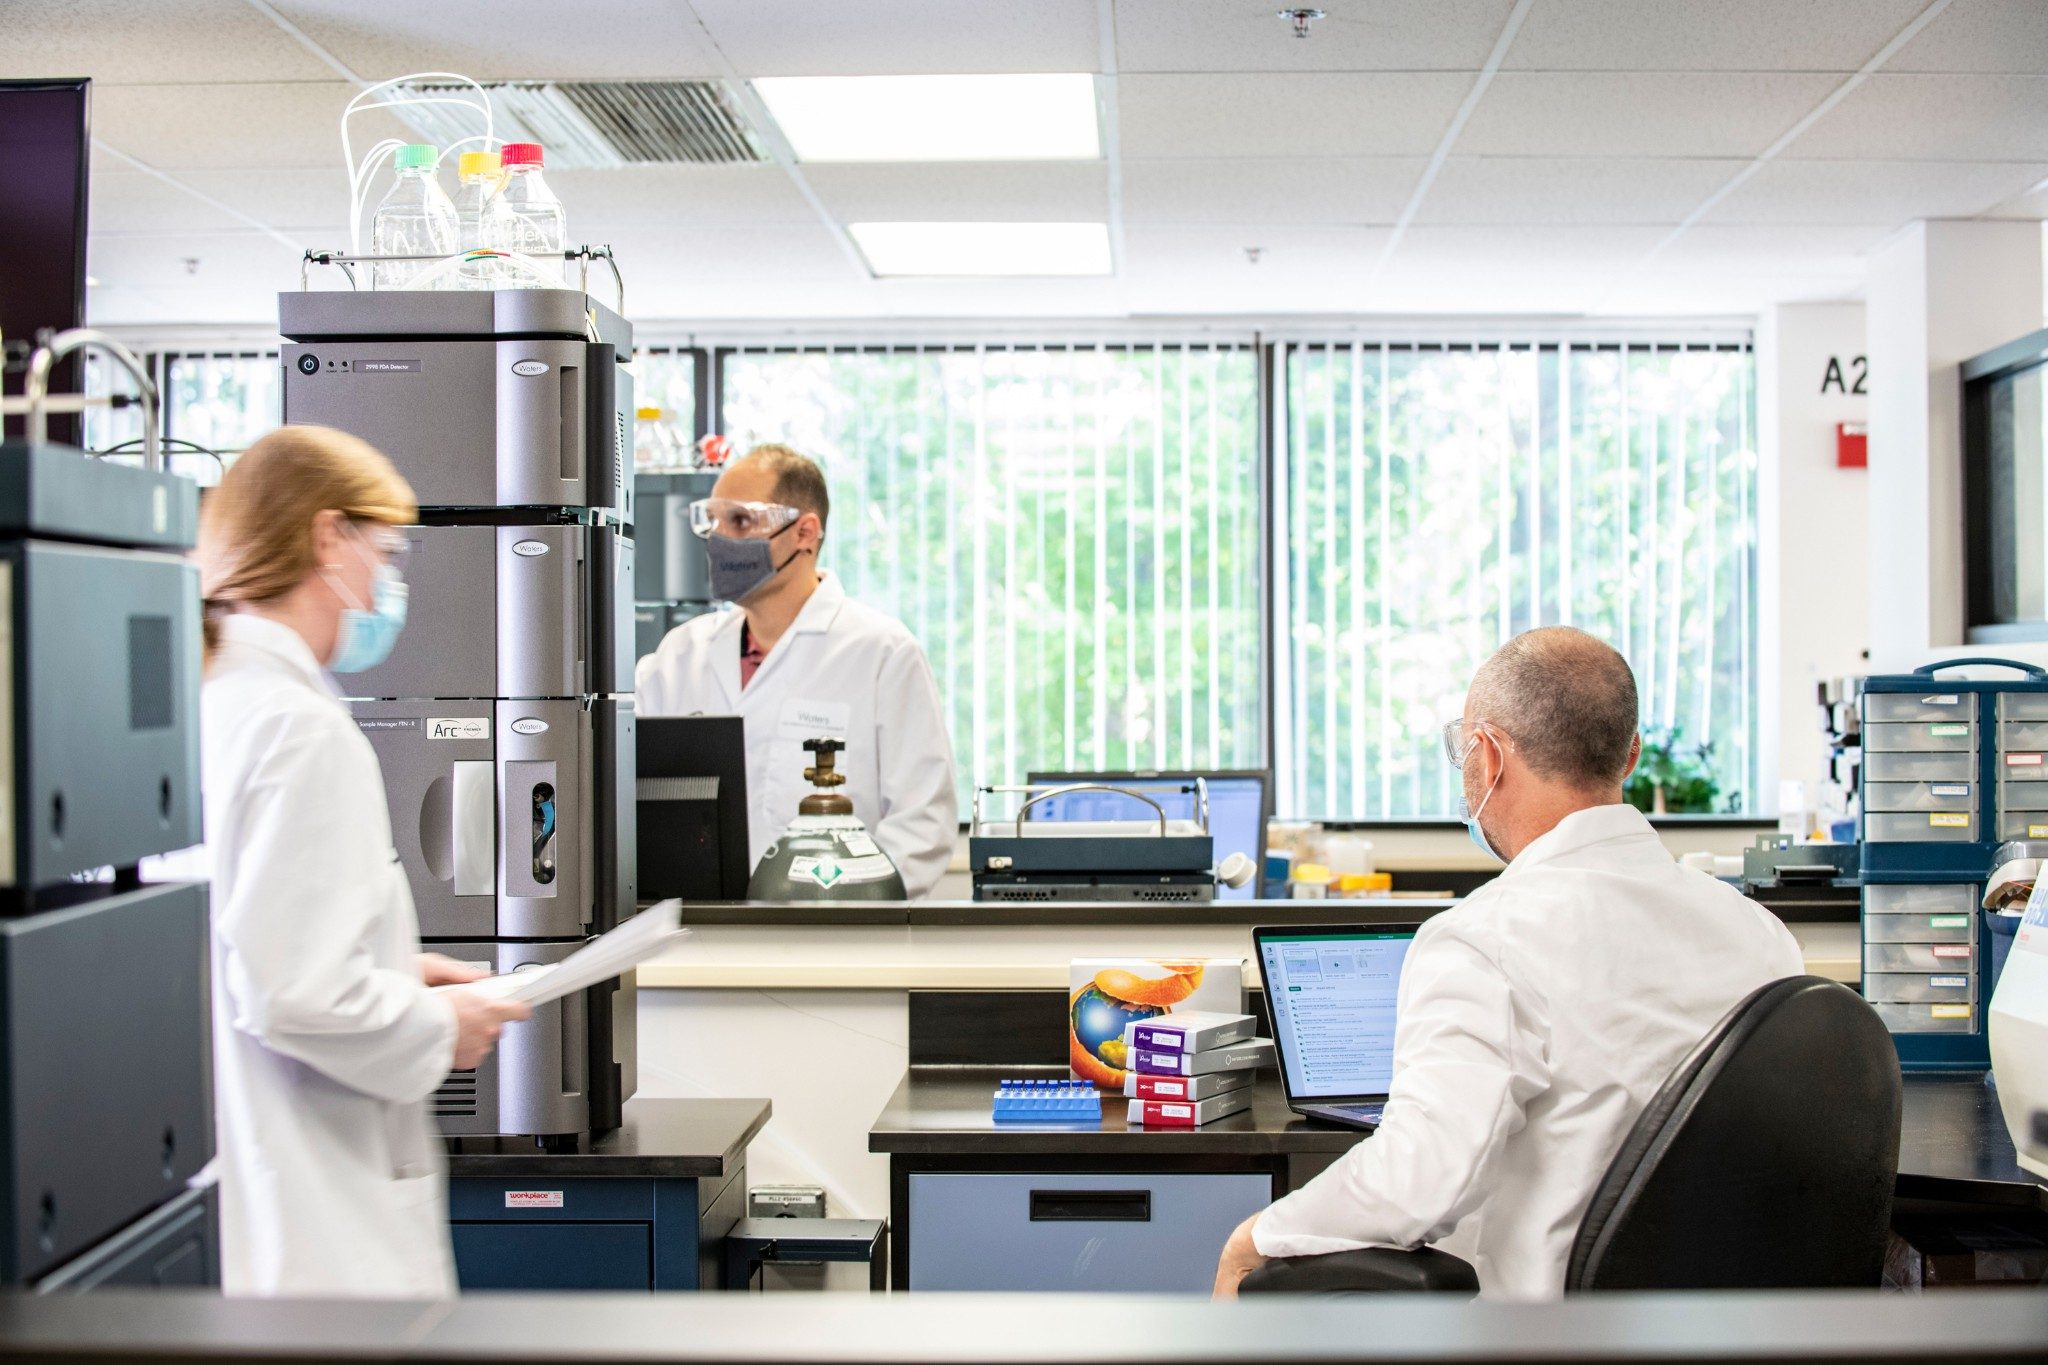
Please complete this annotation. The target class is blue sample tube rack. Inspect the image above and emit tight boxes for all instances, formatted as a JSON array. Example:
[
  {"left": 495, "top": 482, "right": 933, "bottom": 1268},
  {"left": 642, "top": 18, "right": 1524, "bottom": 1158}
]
[{"left": 991, "top": 1079, "right": 1102, "bottom": 1123}]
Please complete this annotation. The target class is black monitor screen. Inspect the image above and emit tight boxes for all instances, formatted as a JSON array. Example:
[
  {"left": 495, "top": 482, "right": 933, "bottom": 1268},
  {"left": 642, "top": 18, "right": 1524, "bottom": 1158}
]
[{"left": 0, "top": 79, "right": 90, "bottom": 442}]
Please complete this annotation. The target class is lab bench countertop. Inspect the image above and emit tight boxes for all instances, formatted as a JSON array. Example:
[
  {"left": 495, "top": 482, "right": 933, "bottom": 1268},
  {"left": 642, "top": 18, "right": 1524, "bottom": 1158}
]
[
  {"left": 869, "top": 1067, "right": 1361, "bottom": 1158},
  {"left": 446, "top": 1097, "right": 771, "bottom": 1180},
  {"left": 1895, "top": 1071, "right": 2048, "bottom": 1210},
  {"left": 871, "top": 1068, "right": 2048, "bottom": 1207}
]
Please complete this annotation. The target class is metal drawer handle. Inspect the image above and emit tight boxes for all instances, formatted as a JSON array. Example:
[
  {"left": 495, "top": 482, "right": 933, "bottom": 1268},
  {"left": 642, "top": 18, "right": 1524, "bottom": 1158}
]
[{"left": 1029, "top": 1190, "right": 1151, "bottom": 1222}]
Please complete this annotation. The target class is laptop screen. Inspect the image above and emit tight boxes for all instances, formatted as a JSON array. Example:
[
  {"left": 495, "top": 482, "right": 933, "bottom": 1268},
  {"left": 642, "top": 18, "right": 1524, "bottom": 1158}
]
[
  {"left": 1258, "top": 927, "right": 1417, "bottom": 1101},
  {"left": 1025, "top": 773, "right": 1268, "bottom": 902}
]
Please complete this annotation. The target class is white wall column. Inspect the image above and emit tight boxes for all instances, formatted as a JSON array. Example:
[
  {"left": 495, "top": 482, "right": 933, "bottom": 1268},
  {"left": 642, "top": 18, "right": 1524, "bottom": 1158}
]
[
  {"left": 1866, "top": 220, "right": 2044, "bottom": 670},
  {"left": 1757, "top": 302, "right": 1870, "bottom": 802}
]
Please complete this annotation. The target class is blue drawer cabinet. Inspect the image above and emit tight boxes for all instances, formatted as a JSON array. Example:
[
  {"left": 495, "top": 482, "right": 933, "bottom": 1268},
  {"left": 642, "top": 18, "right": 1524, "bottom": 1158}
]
[
  {"left": 906, "top": 1172, "right": 1270, "bottom": 1293},
  {"left": 449, "top": 1165, "right": 744, "bottom": 1292}
]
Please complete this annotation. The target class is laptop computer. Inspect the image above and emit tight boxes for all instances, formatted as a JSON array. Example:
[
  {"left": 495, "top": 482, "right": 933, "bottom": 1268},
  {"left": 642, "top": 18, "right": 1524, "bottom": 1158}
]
[{"left": 1256, "top": 923, "right": 1420, "bottom": 1130}]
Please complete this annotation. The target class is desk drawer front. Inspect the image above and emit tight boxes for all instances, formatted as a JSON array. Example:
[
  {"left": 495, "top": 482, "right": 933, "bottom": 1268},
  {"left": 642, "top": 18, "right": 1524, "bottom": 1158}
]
[{"left": 906, "top": 1172, "right": 1269, "bottom": 1293}]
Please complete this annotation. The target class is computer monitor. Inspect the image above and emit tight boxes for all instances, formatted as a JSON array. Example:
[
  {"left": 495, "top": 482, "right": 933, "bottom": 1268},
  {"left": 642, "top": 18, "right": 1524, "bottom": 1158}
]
[
  {"left": 1256, "top": 924, "right": 1419, "bottom": 1109},
  {"left": 638, "top": 715, "right": 750, "bottom": 900},
  {"left": 1024, "top": 770, "right": 1270, "bottom": 902}
]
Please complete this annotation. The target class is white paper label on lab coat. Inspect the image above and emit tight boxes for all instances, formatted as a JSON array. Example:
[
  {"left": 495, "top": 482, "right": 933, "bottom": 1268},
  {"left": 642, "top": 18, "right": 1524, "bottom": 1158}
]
[
  {"left": 427, "top": 717, "right": 490, "bottom": 740},
  {"left": 780, "top": 699, "right": 851, "bottom": 742},
  {"left": 505, "top": 1191, "right": 564, "bottom": 1209}
]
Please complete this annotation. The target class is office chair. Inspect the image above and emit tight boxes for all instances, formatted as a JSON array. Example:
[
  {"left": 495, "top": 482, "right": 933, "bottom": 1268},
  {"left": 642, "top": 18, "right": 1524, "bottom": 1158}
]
[{"left": 1240, "top": 975, "right": 1901, "bottom": 1296}]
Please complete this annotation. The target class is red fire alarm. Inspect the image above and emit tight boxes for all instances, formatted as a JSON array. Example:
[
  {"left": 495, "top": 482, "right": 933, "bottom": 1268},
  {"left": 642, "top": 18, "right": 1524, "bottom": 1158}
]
[{"left": 1836, "top": 422, "right": 1867, "bottom": 469}]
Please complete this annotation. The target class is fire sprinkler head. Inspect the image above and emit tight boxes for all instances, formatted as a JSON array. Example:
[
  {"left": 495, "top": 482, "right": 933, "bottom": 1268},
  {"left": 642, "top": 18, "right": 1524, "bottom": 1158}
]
[{"left": 1278, "top": 7, "right": 1325, "bottom": 39}]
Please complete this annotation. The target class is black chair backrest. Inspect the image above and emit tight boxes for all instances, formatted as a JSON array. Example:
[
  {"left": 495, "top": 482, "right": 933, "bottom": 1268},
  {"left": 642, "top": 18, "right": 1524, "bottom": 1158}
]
[{"left": 1566, "top": 975, "right": 1901, "bottom": 1292}]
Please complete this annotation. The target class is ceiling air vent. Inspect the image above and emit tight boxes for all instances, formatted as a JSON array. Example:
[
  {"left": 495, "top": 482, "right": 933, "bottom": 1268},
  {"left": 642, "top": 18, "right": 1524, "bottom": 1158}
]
[{"left": 397, "top": 80, "right": 768, "bottom": 170}]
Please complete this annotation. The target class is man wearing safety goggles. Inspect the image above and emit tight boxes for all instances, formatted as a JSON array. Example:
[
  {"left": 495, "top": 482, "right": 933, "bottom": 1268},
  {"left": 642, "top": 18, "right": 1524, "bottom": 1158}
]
[
  {"left": 1215, "top": 626, "right": 1802, "bottom": 1302},
  {"left": 635, "top": 443, "right": 958, "bottom": 899}
]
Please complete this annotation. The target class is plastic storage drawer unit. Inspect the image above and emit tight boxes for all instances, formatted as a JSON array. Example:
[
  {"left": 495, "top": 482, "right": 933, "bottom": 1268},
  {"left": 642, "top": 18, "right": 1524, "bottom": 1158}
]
[
  {"left": 1865, "top": 910, "right": 1976, "bottom": 943},
  {"left": 1865, "top": 812, "right": 1975, "bottom": 843},
  {"left": 1865, "top": 941, "right": 1976, "bottom": 972},
  {"left": 1863, "top": 972, "right": 1974, "bottom": 1004},
  {"left": 1863, "top": 782, "right": 1974, "bottom": 812},
  {"left": 1865, "top": 750, "right": 1978, "bottom": 783},
  {"left": 1871, "top": 1002, "right": 1974, "bottom": 1033},
  {"left": 1865, "top": 693, "right": 1974, "bottom": 723},
  {"left": 1862, "top": 721, "right": 1976, "bottom": 754}
]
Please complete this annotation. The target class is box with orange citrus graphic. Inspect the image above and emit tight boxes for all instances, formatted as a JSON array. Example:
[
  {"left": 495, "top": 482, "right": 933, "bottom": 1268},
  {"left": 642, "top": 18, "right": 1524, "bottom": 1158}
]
[{"left": 1067, "top": 957, "right": 1244, "bottom": 1088}]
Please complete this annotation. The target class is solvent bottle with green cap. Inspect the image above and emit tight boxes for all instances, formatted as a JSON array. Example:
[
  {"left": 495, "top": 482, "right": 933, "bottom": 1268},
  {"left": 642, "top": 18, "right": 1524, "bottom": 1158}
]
[{"left": 370, "top": 143, "right": 459, "bottom": 290}]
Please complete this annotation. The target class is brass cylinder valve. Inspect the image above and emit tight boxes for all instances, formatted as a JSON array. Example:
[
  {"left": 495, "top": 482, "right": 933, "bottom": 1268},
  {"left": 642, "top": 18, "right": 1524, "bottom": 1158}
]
[{"left": 799, "top": 737, "right": 854, "bottom": 816}]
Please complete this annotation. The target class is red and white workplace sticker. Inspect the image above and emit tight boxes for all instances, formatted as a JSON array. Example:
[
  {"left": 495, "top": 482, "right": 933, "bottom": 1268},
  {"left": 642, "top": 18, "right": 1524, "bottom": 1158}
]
[{"left": 505, "top": 1190, "right": 564, "bottom": 1209}]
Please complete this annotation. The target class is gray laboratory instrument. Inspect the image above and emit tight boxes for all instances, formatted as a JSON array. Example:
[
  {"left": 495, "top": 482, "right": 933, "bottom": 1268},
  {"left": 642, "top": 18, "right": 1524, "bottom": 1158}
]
[
  {"left": 0, "top": 332, "right": 216, "bottom": 1288},
  {"left": 968, "top": 780, "right": 1257, "bottom": 903},
  {"left": 281, "top": 287, "right": 639, "bottom": 1147}
]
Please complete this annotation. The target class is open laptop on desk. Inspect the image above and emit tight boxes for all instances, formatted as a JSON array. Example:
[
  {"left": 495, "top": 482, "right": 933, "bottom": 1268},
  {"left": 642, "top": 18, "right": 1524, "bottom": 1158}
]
[{"left": 1256, "top": 924, "right": 1419, "bottom": 1131}]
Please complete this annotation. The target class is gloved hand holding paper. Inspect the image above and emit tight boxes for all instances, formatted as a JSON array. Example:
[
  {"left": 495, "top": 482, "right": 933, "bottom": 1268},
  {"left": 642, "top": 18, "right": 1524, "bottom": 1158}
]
[{"left": 439, "top": 900, "right": 689, "bottom": 1007}]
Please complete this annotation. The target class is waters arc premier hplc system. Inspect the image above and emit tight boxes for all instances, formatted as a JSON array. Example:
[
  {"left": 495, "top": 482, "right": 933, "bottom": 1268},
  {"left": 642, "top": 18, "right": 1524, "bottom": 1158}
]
[
  {"left": 280, "top": 289, "right": 639, "bottom": 1146},
  {"left": 0, "top": 333, "right": 215, "bottom": 1288}
]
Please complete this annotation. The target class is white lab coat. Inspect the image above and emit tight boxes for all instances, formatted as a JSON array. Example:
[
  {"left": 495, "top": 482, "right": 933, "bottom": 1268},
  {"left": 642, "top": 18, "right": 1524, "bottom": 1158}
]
[
  {"left": 635, "top": 572, "right": 958, "bottom": 898},
  {"left": 202, "top": 614, "right": 460, "bottom": 1297},
  {"left": 1254, "top": 804, "right": 1804, "bottom": 1300}
]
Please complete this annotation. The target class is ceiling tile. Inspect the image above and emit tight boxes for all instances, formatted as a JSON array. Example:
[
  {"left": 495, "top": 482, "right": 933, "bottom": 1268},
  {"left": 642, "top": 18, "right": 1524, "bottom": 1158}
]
[
  {"left": 165, "top": 168, "right": 353, "bottom": 234},
  {"left": 1595, "top": 271, "right": 1864, "bottom": 316},
  {"left": 546, "top": 165, "right": 820, "bottom": 230},
  {"left": 803, "top": 162, "right": 1108, "bottom": 222},
  {"left": 1119, "top": 74, "right": 1472, "bottom": 159},
  {"left": 92, "top": 82, "right": 410, "bottom": 171},
  {"left": 1415, "top": 156, "right": 1744, "bottom": 225},
  {"left": 266, "top": 0, "right": 721, "bottom": 80},
  {"left": 1502, "top": 0, "right": 1926, "bottom": 71},
  {"left": 85, "top": 231, "right": 307, "bottom": 325},
  {"left": 1785, "top": 75, "right": 2048, "bottom": 161},
  {"left": 1391, "top": 225, "right": 1669, "bottom": 273},
  {"left": 1459, "top": 72, "right": 1842, "bottom": 157},
  {"left": 1654, "top": 223, "right": 1896, "bottom": 274},
  {"left": 1361, "top": 270, "right": 1609, "bottom": 314},
  {"left": 1121, "top": 157, "right": 1424, "bottom": 225},
  {"left": 1121, "top": 225, "right": 1393, "bottom": 282},
  {"left": 0, "top": 0, "right": 336, "bottom": 84},
  {"left": 1113, "top": 0, "right": 1516, "bottom": 73},
  {"left": 693, "top": 0, "right": 1100, "bottom": 75},
  {"left": 1887, "top": 0, "right": 2048, "bottom": 74},
  {"left": 1704, "top": 159, "right": 2048, "bottom": 225},
  {"left": 89, "top": 171, "right": 251, "bottom": 235},
  {"left": 602, "top": 222, "right": 860, "bottom": 285}
]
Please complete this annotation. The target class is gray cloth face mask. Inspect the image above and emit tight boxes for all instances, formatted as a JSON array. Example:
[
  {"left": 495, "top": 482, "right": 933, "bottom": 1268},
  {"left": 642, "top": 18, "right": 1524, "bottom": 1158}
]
[{"left": 707, "top": 524, "right": 800, "bottom": 603}]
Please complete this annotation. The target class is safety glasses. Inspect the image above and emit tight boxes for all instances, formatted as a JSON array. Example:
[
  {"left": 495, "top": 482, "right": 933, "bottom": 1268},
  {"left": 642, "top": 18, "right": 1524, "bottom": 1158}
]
[
  {"left": 1442, "top": 718, "right": 1513, "bottom": 769},
  {"left": 350, "top": 521, "right": 413, "bottom": 570},
  {"left": 688, "top": 497, "right": 802, "bottom": 541}
]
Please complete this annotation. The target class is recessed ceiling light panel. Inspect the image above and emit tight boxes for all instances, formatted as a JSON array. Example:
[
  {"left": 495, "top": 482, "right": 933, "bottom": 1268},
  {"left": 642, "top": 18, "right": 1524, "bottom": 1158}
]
[{"left": 754, "top": 74, "right": 1100, "bottom": 163}]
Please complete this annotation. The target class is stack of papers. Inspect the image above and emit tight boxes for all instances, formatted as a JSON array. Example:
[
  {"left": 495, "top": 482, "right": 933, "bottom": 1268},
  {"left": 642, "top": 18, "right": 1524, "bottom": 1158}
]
[{"left": 437, "top": 900, "right": 688, "bottom": 1007}]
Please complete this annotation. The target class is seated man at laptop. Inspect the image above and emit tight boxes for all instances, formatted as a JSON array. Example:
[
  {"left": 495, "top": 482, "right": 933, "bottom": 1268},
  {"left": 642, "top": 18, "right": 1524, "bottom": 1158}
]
[{"left": 1214, "top": 627, "right": 1803, "bottom": 1301}]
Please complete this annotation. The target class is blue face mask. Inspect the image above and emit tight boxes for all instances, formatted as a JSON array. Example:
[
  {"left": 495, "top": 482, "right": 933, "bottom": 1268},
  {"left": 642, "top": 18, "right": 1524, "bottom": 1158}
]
[
  {"left": 323, "top": 531, "right": 409, "bottom": 673},
  {"left": 1458, "top": 735, "right": 1505, "bottom": 864}
]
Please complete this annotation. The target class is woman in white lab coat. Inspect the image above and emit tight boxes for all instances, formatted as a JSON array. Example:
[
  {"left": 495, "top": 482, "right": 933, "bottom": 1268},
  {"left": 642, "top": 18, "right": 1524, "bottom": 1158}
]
[{"left": 197, "top": 426, "right": 529, "bottom": 1297}]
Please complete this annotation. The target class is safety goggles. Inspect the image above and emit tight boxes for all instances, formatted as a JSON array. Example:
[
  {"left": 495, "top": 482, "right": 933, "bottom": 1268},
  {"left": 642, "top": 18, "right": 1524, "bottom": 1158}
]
[
  {"left": 688, "top": 497, "right": 803, "bottom": 541},
  {"left": 1441, "top": 718, "right": 1514, "bottom": 769}
]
